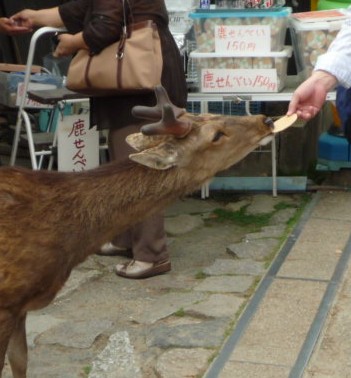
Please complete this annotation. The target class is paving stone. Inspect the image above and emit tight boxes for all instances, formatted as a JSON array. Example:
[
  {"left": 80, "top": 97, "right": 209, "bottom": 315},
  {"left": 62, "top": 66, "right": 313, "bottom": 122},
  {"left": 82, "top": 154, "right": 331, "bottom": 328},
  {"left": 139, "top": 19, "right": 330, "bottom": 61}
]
[
  {"left": 224, "top": 199, "right": 251, "bottom": 212},
  {"left": 194, "top": 276, "right": 254, "bottom": 293},
  {"left": 185, "top": 294, "right": 245, "bottom": 318},
  {"left": 37, "top": 319, "right": 113, "bottom": 348},
  {"left": 244, "top": 224, "right": 286, "bottom": 240},
  {"left": 204, "top": 259, "right": 265, "bottom": 276},
  {"left": 165, "top": 198, "right": 220, "bottom": 216},
  {"left": 227, "top": 238, "right": 280, "bottom": 260},
  {"left": 230, "top": 279, "right": 327, "bottom": 366},
  {"left": 131, "top": 292, "right": 206, "bottom": 324},
  {"left": 269, "top": 208, "right": 297, "bottom": 225},
  {"left": 56, "top": 269, "right": 102, "bottom": 301},
  {"left": 27, "top": 314, "right": 65, "bottom": 347},
  {"left": 147, "top": 318, "right": 231, "bottom": 348},
  {"left": 245, "top": 194, "right": 280, "bottom": 214},
  {"left": 156, "top": 348, "right": 214, "bottom": 378},
  {"left": 89, "top": 331, "right": 142, "bottom": 378},
  {"left": 165, "top": 214, "right": 204, "bottom": 235},
  {"left": 219, "top": 362, "right": 291, "bottom": 378}
]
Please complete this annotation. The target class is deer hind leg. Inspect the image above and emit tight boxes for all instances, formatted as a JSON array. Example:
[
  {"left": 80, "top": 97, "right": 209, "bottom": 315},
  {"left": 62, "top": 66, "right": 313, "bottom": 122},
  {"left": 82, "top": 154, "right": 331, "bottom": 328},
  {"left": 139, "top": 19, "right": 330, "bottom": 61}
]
[
  {"left": 0, "top": 309, "right": 16, "bottom": 376},
  {"left": 7, "top": 313, "right": 28, "bottom": 378}
]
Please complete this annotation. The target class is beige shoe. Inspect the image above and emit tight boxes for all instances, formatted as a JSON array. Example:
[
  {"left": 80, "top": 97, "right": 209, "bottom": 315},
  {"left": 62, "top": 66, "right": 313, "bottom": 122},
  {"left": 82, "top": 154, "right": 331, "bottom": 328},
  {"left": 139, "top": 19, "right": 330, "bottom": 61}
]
[
  {"left": 97, "top": 242, "right": 132, "bottom": 257},
  {"left": 115, "top": 259, "right": 171, "bottom": 279}
]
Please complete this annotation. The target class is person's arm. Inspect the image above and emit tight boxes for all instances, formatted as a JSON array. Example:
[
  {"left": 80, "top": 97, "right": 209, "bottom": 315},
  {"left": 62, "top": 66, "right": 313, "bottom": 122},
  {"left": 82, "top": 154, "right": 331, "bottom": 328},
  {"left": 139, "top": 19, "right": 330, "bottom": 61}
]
[
  {"left": 11, "top": 8, "right": 64, "bottom": 29},
  {"left": 288, "top": 11, "right": 351, "bottom": 120},
  {"left": 313, "top": 16, "right": 351, "bottom": 88},
  {"left": 287, "top": 70, "right": 337, "bottom": 120},
  {"left": 53, "top": 32, "right": 88, "bottom": 57}
]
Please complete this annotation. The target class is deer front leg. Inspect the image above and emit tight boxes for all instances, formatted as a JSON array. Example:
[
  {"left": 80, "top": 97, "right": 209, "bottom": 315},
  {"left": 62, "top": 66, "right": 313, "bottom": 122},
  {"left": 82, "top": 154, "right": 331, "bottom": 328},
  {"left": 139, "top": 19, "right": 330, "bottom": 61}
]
[
  {"left": 0, "top": 309, "right": 16, "bottom": 376},
  {"left": 7, "top": 313, "right": 28, "bottom": 378}
]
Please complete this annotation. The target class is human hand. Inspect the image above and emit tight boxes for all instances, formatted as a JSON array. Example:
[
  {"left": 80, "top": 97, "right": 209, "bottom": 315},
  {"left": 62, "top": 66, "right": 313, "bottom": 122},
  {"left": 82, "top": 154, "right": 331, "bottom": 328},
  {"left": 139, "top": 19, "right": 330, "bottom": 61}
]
[
  {"left": 10, "top": 10, "right": 36, "bottom": 30},
  {"left": 52, "top": 33, "right": 79, "bottom": 57},
  {"left": 287, "top": 71, "right": 337, "bottom": 121},
  {"left": 0, "top": 17, "right": 32, "bottom": 35}
]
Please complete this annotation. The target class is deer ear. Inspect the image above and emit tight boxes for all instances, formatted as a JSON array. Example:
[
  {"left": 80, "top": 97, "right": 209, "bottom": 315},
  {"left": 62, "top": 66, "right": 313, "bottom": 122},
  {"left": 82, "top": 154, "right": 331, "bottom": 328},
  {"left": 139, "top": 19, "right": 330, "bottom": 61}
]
[
  {"left": 126, "top": 133, "right": 146, "bottom": 151},
  {"left": 126, "top": 132, "right": 171, "bottom": 152},
  {"left": 129, "top": 144, "right": 178, "bottom": 170}
]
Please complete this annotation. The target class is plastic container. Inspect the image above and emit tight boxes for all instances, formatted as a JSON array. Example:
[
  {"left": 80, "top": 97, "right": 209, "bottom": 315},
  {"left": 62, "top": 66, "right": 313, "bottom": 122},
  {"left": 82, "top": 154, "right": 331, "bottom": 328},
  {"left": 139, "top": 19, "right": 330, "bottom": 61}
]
[
  {"left": 0, "top": 71, "right": 63, "bottom": 108},
  {"left": 164, "top": 0, "right": 198, "bottom": 11},
  {"left": 188, "top": 45, "right": 292, "bottom": 92},
  {"left": 215, "top": 0, "right": 247, "bottom": 8},
  {"left": 189, "top": 7, "right": 292, "bottom": 52},
  {"left": 318, "top": 132, "right": 350, "bottom": 161},
  {"left": 215, "top": 0, "right": 286, "bottom": 9},
  {"left": 289, "top": 10, "right": 347, "bottom": 78}
]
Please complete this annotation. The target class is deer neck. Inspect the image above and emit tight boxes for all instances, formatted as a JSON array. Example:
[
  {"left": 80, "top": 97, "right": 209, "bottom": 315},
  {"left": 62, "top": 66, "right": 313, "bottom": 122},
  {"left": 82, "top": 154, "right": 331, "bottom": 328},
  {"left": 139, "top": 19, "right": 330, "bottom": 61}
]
[{"left": 56, "top": 160, "right": 203, "bottom": 262}]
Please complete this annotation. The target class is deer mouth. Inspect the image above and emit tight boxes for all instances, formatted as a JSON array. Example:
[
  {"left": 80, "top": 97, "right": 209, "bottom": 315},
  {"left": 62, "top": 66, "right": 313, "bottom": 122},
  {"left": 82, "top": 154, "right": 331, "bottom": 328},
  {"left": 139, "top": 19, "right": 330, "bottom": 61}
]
[
  {"left": 258, "top": 117, "right": 274, "bottom": 146},
  {"left": 259, "top": 134, "right": 274, "bottom": 146}
]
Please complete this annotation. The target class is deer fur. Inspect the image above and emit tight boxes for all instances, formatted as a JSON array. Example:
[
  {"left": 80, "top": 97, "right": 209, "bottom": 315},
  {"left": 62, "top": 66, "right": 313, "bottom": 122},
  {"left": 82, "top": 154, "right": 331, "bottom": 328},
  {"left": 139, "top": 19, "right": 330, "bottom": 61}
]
[{"left": 0, "top": 110, "right": 274, "bottom": 377}]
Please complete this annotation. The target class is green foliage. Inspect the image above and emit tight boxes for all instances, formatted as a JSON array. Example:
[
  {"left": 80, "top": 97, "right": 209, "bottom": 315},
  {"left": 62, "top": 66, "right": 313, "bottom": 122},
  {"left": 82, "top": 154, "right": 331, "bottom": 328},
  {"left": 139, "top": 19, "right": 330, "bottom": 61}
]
[{"left": 212, "top": 207, "right": 271, "bottom": 227}]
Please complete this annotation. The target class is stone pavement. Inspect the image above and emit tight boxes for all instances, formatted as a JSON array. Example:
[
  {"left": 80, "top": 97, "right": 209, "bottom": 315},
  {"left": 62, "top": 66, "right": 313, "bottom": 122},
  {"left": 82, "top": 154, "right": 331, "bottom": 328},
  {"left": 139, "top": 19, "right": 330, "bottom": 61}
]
[{"left": 3, "top": 190, "right": 351, "bottom": 378}]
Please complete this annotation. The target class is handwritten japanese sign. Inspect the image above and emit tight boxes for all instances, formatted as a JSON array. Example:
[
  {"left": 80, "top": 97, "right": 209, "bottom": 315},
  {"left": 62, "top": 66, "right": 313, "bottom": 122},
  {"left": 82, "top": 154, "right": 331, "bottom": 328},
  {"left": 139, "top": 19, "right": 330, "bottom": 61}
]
[
  {"left": 215, "top": 25, "right": 271, "bottom": 55},
  {"left": 201, "top": 68, "right": 279, "bottom": 93},
  {"left": 57, "top": 112, "right": 99, "bottom": 172}
]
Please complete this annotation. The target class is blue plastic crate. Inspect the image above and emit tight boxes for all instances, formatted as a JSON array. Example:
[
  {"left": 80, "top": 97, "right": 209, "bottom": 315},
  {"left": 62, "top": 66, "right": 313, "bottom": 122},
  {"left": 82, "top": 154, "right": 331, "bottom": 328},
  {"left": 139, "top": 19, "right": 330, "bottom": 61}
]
[
  {"left": 186, "top": 101, "right": 262, "bottom": 115},
  {"left": 318, "top": 132, "right": 350, "bottom": 161}
]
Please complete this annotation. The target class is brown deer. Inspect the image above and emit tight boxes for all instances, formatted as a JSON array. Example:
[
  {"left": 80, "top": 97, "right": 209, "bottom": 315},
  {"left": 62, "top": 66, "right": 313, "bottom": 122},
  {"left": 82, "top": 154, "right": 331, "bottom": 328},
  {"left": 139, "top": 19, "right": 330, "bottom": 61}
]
[{"left": 0, "top": 86, "right": 276, "bottom": 377}]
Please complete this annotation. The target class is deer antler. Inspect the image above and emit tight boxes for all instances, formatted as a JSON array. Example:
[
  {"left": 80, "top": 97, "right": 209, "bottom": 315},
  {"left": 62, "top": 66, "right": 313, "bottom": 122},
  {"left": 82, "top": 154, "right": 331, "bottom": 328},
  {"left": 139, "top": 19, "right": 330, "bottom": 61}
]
[
  {"left": 140, "top": 103, "right": 192, "bottom": 138},
  {"left": 132, "top": 85, "right": 186, "bottom": 121}
]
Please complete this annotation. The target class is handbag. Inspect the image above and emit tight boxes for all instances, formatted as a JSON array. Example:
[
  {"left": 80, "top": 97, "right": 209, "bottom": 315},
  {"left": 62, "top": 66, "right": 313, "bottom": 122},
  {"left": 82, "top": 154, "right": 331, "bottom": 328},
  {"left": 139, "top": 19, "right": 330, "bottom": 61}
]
[{"left": 66, "top": 0, "right": 163, "bottom": 95}]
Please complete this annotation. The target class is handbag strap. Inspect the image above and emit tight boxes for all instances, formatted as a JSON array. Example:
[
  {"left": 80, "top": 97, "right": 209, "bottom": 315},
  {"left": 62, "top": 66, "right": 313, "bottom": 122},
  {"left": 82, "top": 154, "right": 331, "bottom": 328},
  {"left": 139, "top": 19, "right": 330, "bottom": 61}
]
[{"left": 117, "top": 0, "right": 132, "bottom": 59}]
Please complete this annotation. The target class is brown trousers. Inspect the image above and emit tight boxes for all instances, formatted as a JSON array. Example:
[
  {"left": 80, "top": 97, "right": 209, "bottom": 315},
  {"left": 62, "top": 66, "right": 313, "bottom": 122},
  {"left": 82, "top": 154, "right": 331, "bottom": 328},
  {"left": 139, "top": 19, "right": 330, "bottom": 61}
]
[{"left": 108, "top": 125, "right": 169, "bottom": 263}]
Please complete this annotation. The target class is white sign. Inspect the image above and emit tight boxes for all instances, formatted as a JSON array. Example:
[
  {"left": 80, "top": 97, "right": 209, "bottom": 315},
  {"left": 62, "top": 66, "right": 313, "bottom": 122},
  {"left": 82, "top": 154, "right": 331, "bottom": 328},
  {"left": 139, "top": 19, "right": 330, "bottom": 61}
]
[
  {"left": 215, "top": 25, "right": 271, "bottom": 55},
  {"left": 57, "top": 112, "right": 99, "bottom": 172},
  {"left": 201, "top": 68, "right": 278, "bottom": 93}
]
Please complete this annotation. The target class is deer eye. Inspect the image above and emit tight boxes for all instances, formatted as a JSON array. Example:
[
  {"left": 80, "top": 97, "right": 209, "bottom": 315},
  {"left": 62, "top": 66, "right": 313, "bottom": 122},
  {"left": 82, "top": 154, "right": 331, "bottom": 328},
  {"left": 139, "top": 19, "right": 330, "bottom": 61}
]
[{"left": 212, "top": 131, "right": 225, "bottom": 142}]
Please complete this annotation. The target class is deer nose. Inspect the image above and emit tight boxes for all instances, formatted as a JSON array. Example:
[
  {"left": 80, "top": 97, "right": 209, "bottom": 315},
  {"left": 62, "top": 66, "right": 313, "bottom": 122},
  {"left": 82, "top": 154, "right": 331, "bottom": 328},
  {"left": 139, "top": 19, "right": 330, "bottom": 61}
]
[{"left": 264, "top": 117, "right": 274, "bottom": 129}]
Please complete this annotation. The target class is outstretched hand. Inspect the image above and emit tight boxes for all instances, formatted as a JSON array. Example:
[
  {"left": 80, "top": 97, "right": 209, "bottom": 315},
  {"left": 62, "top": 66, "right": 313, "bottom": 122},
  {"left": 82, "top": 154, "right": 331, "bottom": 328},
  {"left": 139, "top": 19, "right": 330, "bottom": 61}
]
[
  {"left": 0, "top": 17, "right": 32, "bottom": 35},
  {"left": 287, "top": 70, "right": 338, "bottom": 121}
]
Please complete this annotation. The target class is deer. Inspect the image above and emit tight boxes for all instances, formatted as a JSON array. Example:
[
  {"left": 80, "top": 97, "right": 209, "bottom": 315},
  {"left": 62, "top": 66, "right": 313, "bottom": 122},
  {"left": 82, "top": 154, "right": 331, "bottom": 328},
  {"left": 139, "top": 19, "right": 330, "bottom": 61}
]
[{"left": 0, "top": 86, "right": 278, "bottom": 377}]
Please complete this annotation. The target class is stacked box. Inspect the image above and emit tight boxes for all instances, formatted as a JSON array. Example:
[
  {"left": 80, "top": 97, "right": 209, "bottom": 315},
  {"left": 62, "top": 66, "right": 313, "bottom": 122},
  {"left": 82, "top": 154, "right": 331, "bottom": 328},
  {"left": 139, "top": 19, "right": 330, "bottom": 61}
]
[
  {"left": 189, "top": 46, "right": 292, "bottom": 92},
  {"left": 189, "top": 7, "right": 291, "bottom": 52},
  {"left": 188, "top": 7, "right": 292, "bottom": 92},
  {"left": 289, "top": 9, "right": 346, "bottom": 78}
]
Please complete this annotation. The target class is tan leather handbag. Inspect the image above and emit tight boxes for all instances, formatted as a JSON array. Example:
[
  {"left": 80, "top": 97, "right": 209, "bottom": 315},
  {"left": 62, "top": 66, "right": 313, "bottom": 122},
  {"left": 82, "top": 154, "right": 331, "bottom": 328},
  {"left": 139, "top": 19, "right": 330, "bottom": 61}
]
[{"left": 66, "top": 1, "right": 162, "bottom": 96}]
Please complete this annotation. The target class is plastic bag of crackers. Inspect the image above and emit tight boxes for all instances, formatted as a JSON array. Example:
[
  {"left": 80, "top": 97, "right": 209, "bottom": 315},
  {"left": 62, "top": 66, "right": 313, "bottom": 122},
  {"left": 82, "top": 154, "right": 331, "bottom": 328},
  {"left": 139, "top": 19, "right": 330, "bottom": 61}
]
[
  {"left": 215, "top": 0, "right": 285, "bottom": 8},
  {"left": 289, "top": 9, "right": 347, "bottom": 78}
]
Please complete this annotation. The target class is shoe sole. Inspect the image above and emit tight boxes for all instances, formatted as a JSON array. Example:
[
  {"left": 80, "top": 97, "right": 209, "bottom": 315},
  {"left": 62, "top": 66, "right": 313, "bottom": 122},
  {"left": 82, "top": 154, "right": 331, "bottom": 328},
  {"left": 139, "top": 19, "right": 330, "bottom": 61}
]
[
  {"left": 96, "top": 249, "right": 133, "bottom": 258},
  {"left": 115, "top": 260, "right": 171, "bottom": 279}
]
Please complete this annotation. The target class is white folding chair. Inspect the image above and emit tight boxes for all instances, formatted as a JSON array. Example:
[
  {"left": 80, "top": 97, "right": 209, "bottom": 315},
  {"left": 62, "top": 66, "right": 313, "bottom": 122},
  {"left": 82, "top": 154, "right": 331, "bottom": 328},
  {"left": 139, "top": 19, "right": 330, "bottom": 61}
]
[{"left": 9, "top": 26, "right": 68, "bottom": 170}]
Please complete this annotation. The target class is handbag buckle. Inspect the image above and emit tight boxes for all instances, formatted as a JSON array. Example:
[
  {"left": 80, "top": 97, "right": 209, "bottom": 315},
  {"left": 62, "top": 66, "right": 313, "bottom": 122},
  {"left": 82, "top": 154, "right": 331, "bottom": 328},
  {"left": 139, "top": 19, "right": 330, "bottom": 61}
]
[{"left": 117, "top": 26, "right": 127, "bottom": 60}]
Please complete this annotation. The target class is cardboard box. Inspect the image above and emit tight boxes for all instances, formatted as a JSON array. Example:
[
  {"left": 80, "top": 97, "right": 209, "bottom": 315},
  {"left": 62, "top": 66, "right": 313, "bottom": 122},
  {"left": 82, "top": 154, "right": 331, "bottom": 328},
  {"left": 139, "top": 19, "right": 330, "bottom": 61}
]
[
  {"left": 189, "top": 7, "right": 291, "bottom": 53},
  {"left": 189, "top": 45, "right": 292, "bottom": 92},
  {"left": 0, "top": 63, "right": 42, "bottom": 73}
]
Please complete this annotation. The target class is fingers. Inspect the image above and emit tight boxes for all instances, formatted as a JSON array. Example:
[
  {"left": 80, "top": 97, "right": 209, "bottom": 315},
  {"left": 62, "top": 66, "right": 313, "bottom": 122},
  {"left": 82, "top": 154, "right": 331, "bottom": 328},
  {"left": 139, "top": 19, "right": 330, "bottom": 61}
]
[
  {"left": 0, "top": 17, "right": 32, "bottom": 34},
  {"left": 287, "top": 95, "right": 299, "bottom": 116}
]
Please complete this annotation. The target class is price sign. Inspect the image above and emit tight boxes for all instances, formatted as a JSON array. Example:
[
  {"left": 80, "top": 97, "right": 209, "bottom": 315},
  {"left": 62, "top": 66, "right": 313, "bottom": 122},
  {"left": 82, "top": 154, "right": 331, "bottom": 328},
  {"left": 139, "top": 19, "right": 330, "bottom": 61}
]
[
  {"left": 57, "top": 112, "right": 99, "bottom": 172},
  {"left": 201, "top": 68, "right": 278, "bottom": 93},
  {"left": 215, "top": 25, "right": 271, "bottom": 55}
]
